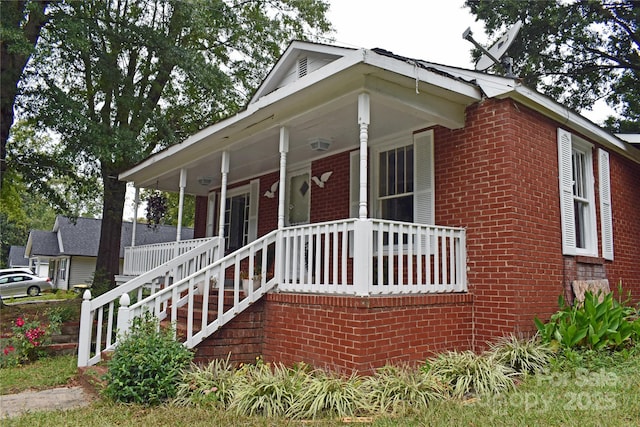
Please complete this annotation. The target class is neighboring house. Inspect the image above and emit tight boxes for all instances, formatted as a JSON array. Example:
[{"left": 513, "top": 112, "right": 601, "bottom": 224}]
[
  {"left": 25, "top": 216, "right": 193, "bottom": 290},
  {"left": 8, "top": 245, "right": 49, "bottom": 277},
  {"left": 79, "top": 41, "right": 640, "bottom": 372}
]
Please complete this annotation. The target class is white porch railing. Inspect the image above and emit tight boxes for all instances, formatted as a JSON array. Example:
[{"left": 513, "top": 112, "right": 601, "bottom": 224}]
[
  {"left": 78, "top": 219, "right": 466, "bottom": 367},
  {"left": 277, "top": 219, "right": 467, "bottom": 295},
  {"left": 123, "top": 237, "right": 215, "bottom": 276}
]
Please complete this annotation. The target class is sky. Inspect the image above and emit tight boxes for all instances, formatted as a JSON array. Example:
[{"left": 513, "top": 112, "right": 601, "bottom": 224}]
[{"left": 326, "top": 0, "right": 486, "bottom": 69}]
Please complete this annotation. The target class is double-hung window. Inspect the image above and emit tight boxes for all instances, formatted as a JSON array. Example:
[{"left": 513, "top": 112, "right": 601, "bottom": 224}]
[
  {"left": 349, "top": 130, "right": 434, "bottom": 224},
  {"left": 378, "top": 144, "right": 414, "bottom": 222},
  {"left": 558, "top": 128, "right": 613, "bottom": 259}
]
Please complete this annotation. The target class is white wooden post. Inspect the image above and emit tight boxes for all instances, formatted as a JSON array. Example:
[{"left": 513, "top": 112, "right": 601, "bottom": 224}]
[
  {"left": 274, "top": 127, "right": 289, "bottom": 286},
  {"left": 131, "top": 186, "right": 140, "bottom": 247},
  {"left": 353, "top": 219, "right": 373, "bottom": 296},
  {"left": 116, "top": 293, "right": 131, "bottom": 340},
  {"left": 77, "top": 290, "right": 93, "bottom": 367},
  {"left": 277, "top": 127, "right": 289, "bottom": 230},
  {"left": 217, "top": 151, "right": 229, "bottom": 241},
  {"left": 177, "top": 168, "right": 187, "bottom": 241},
  {"left": 358, "top": 93, "right": 370, "bottom": 219}
]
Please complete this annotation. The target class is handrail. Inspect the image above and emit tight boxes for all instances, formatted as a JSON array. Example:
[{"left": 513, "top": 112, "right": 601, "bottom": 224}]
[{"left": 77, "top": 236, "right": 223, "bottom": 367}]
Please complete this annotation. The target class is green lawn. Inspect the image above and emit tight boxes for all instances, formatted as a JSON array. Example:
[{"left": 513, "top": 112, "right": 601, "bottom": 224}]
[{"left": 2, "top": 349, "right": 639, "bottom": 427}]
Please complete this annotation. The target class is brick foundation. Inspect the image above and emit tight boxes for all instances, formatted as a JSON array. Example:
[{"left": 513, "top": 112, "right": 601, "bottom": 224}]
[{"left": 262, "top": 292, "right": 473, "bottom": 374}]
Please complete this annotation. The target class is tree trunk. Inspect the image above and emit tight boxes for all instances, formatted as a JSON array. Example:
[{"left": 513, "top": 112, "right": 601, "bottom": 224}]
[
  {"left": 0, "top": 0, "right": 50, "bottom": 189},
  {"left": 93, "top": 170, "right": 127, "bottom": 293}
]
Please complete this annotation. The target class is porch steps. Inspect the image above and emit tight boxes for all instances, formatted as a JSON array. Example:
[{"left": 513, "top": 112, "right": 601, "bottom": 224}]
[
  {"left": 163, "top": 289, "right": 266, "bottom": 365},
  {"left": 163, "top": 290, "right": 243, "bottom": 339}
]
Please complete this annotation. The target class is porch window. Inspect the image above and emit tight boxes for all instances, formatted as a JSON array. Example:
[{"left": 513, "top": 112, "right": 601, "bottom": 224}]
[
  {"left": 368, "top": 130, "right": 434, "bottom": 225},
  {"left": 378, "top": 144, "right": 414, "bottom": 222}
]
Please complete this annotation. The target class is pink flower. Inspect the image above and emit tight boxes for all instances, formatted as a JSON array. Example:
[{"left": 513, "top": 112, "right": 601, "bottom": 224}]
[
  {"left": 3, "top": 346, "right": 15, "bottom": 355},
  {"left": 15, "top": 317, "right": 24, "bottom": 327}
]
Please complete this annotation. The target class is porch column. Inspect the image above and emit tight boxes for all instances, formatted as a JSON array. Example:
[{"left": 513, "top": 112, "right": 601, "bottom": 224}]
[
  {"left": 358, "top": 93, "right": 370, "bottom": 219},
  {"left": 217, "top": 151, "right": 230, "bottom": 238},
  {"left": 131, "top": 186, "right": 140, "bottom": 247},
  {"left": 277, "top": 127, "right": 289, "bottom": 229},
  {"left": 177, "top": 168, "right": 187, "bottom": 241}
]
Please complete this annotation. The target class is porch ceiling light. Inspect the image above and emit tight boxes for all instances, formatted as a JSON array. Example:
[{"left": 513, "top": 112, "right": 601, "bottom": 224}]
[
  {"left": 308, "top": 137, "right": 331, "bottom": 152},
  {"left": 197, "top": 176, "right": 214, "bottom": 186}
]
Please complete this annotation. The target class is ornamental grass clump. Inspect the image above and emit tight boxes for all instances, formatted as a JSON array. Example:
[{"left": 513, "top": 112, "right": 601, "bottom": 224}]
[
  {"left": 489, "top": 334, "right": 553, "bottom": 375},
  {"left": 287, "top": 369, "right": 368, "bottom": 419},
  {"left": 103, "top": 311, "right": 193, "bottom": 405},
  {"left": 230, "top": 359, "right": 308, "bottom": 417},
  {"left": 425, "top": 351, "right": 516, "bottom": 399},
  {"left": 362, "top": 365, "right": 448, "bottom": 415},
  {"left": 174, "top": 355, "right": 237, "bottom": 407}
]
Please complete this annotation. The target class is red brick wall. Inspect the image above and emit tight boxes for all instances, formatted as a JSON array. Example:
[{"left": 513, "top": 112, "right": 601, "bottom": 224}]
[
  {"left": 262, "top": 293, "right": 473, "bottom": 374},
  {"left": 434, "top": 99, "right": 565, "bottom": 346},
  {"left": 193, "top": 299, "right": 266, "bottom": 366},
  {"left": 310, "top": 151, "right": 352, "bottom": 223}
]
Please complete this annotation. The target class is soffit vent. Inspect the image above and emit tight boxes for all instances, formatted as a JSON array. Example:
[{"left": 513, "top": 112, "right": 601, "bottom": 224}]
[{"left": 297, "top": 57, "right": 308, "bottom": 78}]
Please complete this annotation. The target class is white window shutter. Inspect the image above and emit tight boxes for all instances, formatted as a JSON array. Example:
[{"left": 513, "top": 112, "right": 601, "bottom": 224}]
[
  {"left": 349, "top": 150, "right": 360, "bottom": 218},
  {"left": 248, "top": 179, "right": 260, "bottom": 241},
  {"left": 599, "top": 149, "right": 614, "bottom": 260},
  {"left": 414, "top": 130, "right": 434, "bottom": 225},
  {"left": 558, "top": 128, "right": 576, "bottom": 255}
]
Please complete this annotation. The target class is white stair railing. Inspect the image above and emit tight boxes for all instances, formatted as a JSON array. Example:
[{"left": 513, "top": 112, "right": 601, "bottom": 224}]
[{"left": 77, "top": 236, "right": 222, "bottom": 367}]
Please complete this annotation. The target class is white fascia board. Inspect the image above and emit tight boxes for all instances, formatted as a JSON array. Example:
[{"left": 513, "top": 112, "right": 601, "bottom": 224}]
[
  {"left": 509, "top": 85, "right": 640, "bottom": 164},
  {"left": 616, "top": 134, "right": 640, "bottom": 144},
  {"left": 363, "top": 52, "right": 482, "bottom": 102},
  {"left": 417, "top": 63, "right": 516, "bottom": 98}
]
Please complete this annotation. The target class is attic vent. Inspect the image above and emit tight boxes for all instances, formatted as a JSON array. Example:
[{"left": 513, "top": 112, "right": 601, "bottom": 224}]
[{"left": 297, "top": 57, "right": 308, "bottom": 78}]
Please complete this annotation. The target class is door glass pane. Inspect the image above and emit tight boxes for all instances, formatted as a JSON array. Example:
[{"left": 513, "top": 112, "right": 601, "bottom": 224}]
[{"left": 289, "top": 172, "right": 310, "bottom": 225}]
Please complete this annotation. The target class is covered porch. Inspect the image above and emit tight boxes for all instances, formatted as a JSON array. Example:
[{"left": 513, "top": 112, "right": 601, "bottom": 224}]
[{"left": 78, "top": 43, "right": 480, "bottom": 368}]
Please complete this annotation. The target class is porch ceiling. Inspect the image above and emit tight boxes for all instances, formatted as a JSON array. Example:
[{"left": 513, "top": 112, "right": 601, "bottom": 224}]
[{"left": 122, "top": 61, "right": 480, "bottom": 196}]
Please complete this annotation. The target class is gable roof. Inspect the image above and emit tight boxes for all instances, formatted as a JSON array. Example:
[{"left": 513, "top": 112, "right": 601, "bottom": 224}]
[
  {"left": 8, "top": 246, "right": 29, "bottom": 267},
  {"left": 26, "top": 216, "right": 193, "bottom": 258}
]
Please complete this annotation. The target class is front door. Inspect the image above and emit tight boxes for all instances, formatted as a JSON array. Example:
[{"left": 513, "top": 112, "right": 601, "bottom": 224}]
[{"left": 286, "top": 168, "right": 311, "bottom": 226}]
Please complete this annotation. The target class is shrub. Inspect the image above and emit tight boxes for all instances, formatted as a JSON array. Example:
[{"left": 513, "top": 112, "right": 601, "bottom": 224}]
[
  {"left": 174, "top": 355, "right": 237, "bottom": 407},
  {"left": 535, "top": 291, "right": 640, "bottom": 350},
  {"left": 362, "top": 365, "right": 448, "bottom": 415},
  {"left": 489, "top": 334, "right": 553, "bottom": 375},
  {"left": 424, "top": 351, "right": 516, "bottom": 399},
  {"left": 103, "top": 311, "right": 193, "bottom": 405}
]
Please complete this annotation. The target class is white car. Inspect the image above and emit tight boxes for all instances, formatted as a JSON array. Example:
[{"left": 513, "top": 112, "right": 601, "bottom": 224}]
[{"left": 0, "top": 273, "right": 53, "bottom": 298}]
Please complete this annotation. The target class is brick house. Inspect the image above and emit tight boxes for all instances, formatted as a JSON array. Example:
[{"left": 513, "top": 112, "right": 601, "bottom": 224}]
[{"left": 78, "top": 41, "right": 640, "bottom": 373}]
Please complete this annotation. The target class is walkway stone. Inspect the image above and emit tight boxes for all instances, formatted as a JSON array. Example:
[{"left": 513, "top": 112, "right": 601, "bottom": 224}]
[{"left": 0, "top": 386, "right": 93, "bottom": 419}]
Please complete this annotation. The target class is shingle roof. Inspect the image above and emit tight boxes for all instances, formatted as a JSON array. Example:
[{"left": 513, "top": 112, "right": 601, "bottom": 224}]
[
  {"left": 30, "top": 216, "right": 194, "bottom": 258},
  {"left": 8, "top": 246, "right": 29, "bottom": 267},
  {"left": 28, "top": 230, "right": 60, "bottom": 256}
]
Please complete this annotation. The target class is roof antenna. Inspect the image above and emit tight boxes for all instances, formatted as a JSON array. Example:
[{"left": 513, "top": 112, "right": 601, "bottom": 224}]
[{"left": 463, "top": 20, "right": 522, "bottom": 78}]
